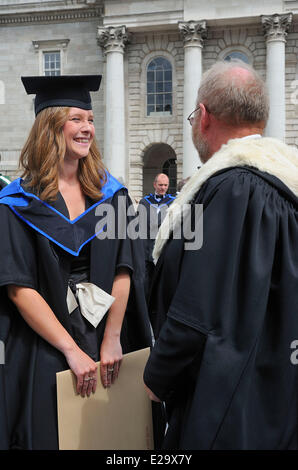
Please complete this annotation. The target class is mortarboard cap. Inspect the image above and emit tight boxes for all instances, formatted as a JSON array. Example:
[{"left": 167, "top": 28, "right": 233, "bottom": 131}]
[{"left": 21, "top": 75, "right": 102, "bottom": 116}]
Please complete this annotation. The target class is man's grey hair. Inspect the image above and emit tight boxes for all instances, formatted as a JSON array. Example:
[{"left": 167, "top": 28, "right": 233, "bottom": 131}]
[{"left": 196, "top": 60, "right": 269, "bottom": 126}]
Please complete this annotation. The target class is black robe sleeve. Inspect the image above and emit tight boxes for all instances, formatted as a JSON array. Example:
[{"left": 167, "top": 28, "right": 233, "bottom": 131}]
[
  {"left": 0, "top": 204, "right": 38, "bottom": 290},
  {"left": 144, "top": 169, "right": 298, "bottom": 449},
  {"left": 144, "top": 317, "right": 206, "bottom": 401},
  {"left": 0, "top": 204, "right": 39, "bottom": 449},
  {"left": 116, "top": 191, "right": 152, "bottom": 351}
]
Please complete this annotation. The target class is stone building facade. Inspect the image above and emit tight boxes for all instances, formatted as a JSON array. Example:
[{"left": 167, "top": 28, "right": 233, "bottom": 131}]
[{"left": 0, "top": 0, "right": 298, "bottom": 201}]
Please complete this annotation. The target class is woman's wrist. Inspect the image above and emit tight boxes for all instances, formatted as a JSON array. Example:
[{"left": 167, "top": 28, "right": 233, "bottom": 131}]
[
  {"left": 103, "top": 328, "right": 121, "bottom": 340},
  {"left": 60, "top": 337, "right": 80, "bottom": 358}
]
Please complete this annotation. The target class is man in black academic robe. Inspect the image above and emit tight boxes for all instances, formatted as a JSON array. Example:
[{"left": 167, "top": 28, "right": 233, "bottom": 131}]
[{"left": 143, "top": 61, "right": 298, "bottom": 449}]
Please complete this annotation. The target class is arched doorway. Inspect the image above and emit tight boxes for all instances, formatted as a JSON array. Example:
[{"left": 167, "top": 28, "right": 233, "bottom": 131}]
[{"left": 143, "top": 143, "right": 177, "bottom": 196}]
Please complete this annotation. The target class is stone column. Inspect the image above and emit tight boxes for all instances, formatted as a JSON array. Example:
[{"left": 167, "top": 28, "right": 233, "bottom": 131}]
[
  {"left": 262, "top": 13, "right": 292, "bottom": 141},
  {"left": 179, "top": 20, "right": 207, "bottom": 177},
  {"left": 97, "top": 25, "right": 129, "bottom": 183}
]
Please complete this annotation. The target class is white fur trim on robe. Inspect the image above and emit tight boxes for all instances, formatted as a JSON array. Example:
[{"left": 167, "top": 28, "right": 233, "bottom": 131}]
[{"left": 152, "top": 136, "right": 298, "bottom": 264}]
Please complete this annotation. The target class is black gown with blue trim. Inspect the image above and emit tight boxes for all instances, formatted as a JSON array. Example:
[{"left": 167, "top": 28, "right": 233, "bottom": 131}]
[
  {"left": 138, "top": 193, "right": 175, "bottom": 299},
  {"left": 0, "top": 175, "right": 151, "bottom": 450},
  {"left": 138, "top": 193, "right": 175, "bottom": 264}
]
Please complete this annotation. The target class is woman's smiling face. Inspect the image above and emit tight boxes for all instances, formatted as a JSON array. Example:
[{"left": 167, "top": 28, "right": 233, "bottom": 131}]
[{"left": 63, "top": 107, "right": 95, "bottom": 161}]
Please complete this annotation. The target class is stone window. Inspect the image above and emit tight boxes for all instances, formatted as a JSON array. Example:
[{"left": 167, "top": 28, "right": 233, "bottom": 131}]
[
  {"left": 163, "top": 158, "right": 177, "bottom": 194},
  {"left": 43, "top": 51, "right": 61, "bottom": 76},
  {"left": 147, "top": 57, "right": 172, "bottom": 116},
  {"left": 32, "top": 39, "right": 70, "bottom": 76}
]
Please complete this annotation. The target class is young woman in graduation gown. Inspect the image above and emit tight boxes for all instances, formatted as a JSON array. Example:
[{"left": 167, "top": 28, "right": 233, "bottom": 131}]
[{"left": 0, "top": 75, "right": 151, "bottom": 450}]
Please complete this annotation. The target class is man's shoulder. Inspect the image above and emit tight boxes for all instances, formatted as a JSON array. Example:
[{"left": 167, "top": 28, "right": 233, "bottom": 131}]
[{"left": 198, "top": 166, "right": 297, "bottom": 207}]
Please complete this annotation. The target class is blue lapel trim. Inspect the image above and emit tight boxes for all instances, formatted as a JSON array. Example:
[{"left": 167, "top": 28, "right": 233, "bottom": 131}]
[
  {"left": 0, "top": 173, "right": 124, "bottom": 223},
  {"left": 144, "top": 193, "right": 176, "bottom": 209},
  {"left": 0, "top": 173, "right": 125, "bottom": 256}
]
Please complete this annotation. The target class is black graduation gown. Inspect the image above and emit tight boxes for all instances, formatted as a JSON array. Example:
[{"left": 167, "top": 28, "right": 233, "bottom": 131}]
[
  {"left": 138, "top": 193, "right": 175, "bottom": 263},
  {"left": 0, "top": 179, "right": 151, "bottom": 450},
  {"left": 144, "top": 166, "right": 298, "bottom": 450}
]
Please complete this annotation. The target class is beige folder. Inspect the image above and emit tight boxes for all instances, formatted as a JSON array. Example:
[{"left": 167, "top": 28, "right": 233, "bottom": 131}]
[{"left": 56, "top": 347, "right": 154, "bottom": 450}]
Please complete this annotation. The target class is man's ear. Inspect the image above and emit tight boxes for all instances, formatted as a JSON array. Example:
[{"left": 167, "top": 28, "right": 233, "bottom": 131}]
[{"left": 199, "top": 103, "right": 210, "bottom": 132}]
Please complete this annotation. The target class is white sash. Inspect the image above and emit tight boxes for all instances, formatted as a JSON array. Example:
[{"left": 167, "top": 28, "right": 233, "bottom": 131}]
[{"left": 67, "top": 282, "right": 115, "bottom": 328}]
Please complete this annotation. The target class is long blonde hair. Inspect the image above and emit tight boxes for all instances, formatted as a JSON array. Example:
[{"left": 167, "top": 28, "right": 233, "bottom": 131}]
[{"left": 19, "top": 106, "right": 107, "bottom": 201}]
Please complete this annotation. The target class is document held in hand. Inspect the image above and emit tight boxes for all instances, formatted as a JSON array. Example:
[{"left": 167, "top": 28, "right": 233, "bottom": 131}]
[{"left": 56, "top": 347, "right": 154, "bottom": 450}]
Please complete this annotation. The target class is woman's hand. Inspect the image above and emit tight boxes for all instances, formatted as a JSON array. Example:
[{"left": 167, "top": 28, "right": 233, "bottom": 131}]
[
  {"left": 99, "top": 334, "right": 123, "bottom": 388},
  {"left": 64, "top": 345, "right": 98, "bottom": 397},
  {"left": 6, "top": 286, "right": 98, "bottom": 398}
]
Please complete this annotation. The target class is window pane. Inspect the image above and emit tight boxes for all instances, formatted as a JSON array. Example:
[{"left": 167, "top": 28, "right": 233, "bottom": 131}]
[
  {"left": 147, "top": 94, "right": 154, "bottom": 105},
  {"left": 165, "top": 82, "right": 172, "bottom": 92},
  {"left": 147, "top": 82, "right": 154, "bottom": 93},
  {"left": 156, "top": 57, "right": 170, "bottom": 68},
  {"left": 164, "top": 70, "right": 172, "bottom": 80},
  {"left": 163, "top": 60, "right": 171, "bottom": 70},
  {"left": 147, "top": 71, "right": 154, "bottom": 81},
  {"left": 156, "top": 94, "right": 163, "bottom": 105},
  {"left": 148, "top": 60, "right": 156, "bottom": 70},
  {"left": 154, "top": 57, "right": 164, "bottom": 66},
  {"left": 156, "top": 104, "right": 163, "bottom": 112},
  {"left": 156, "top": 70, "right": 163, "bottom": 81},
  {"left": 165, "top": 94, "right": 172, "bottom": 105},
  {"left": 224, "top": 51, "right": 249, "bottom": 64},
  {"left": 147, "top": 105, "right": 154, "bottom": 114},
  {"left": 156, "top": 82, "right": 164, "bottom": 92}
]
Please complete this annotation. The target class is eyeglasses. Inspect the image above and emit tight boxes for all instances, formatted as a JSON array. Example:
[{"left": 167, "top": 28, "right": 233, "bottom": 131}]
[
  {"left": 187, "top": 107, "right": 201, "bottom": 126},
  {"left": 187, "top": 105, "right": 210, "bottom": 126}
]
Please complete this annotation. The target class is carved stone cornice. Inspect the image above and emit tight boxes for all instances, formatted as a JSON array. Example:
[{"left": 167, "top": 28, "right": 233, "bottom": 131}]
[
  {"left": 97, "top": 25, "right": 130, "bottom": 54},
  {"left": 32, "top": 38, "right": 70, "bottom": 52},
  {"left": 0, "top": 0, "right": 103, "bottom": 25},
  {"left": 261, "top": 13, "right": 292, "bottom": 43},
  {"left": 178, "top": 20, "right": 207, "bottom": 48}
]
